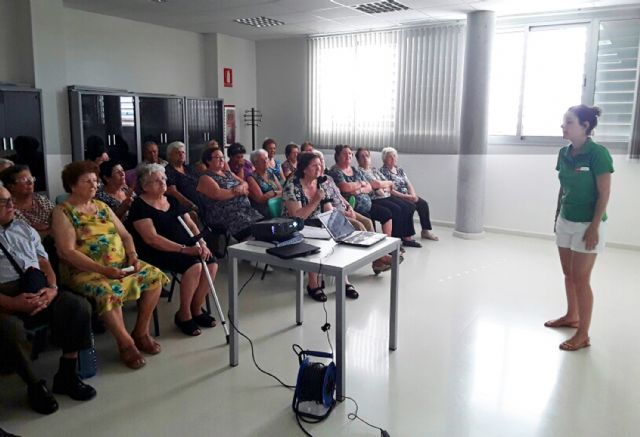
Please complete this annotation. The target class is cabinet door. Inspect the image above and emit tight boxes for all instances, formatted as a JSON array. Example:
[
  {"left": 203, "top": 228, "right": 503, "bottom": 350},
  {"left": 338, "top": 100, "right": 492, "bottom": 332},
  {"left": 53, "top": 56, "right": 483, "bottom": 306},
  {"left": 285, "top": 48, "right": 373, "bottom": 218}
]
[
  {"left": 105, "top": 95, "right": 138, "bottom": 170},
  {"left": 187, "top": 98, "right": 208, "bottom": 163},
  {"left": 139, "top": 97, "right": 164, "bottom": 146},
  {"left": 81, "top": 94, "right": 109, "bottom": 148},
  {"left": 1, "top": 90, "right": 46, "bottom": 191},
  {"left": 165, "top": 98, "right": 184, "bottom": 144}
]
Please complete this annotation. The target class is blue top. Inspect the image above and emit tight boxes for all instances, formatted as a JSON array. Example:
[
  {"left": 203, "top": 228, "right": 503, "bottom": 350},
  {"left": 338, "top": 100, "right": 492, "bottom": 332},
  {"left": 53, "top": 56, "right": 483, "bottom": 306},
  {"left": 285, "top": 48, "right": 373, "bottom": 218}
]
[{"left": 0, "top": 219, "right": 48, "bottom": 284}]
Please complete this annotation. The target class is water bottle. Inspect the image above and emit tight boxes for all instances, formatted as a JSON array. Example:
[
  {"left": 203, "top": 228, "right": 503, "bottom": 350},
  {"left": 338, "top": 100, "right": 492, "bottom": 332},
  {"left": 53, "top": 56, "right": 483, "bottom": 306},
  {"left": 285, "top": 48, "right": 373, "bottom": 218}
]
[{"left": 77, "top": 332, "right": 98, "bottom": 379}]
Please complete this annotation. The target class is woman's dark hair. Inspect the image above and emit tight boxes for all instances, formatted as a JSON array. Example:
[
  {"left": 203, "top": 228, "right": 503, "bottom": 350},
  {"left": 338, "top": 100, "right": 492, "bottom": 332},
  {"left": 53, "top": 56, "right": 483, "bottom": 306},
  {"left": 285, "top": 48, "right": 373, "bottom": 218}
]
[
  {"left": 0, "top": 164, "right": 30, "bottom": 187},
  {"left": 62, "top": 161, "right": 99, "bottom": 193},
  {"left": 355, "top": 147, "right": 369, "bottom": 161},
  {"left": 227, "top": 142, "right": 246, "bottom": 157},
  {"left": 98, "top": 160, "right": 122, "bottom": 184},
  {"left": 201, "top": 147, "right": 222, "bottom": 165},
  {"left": 285, "top": 143, "right": 299, "bottom": 158},
  {"left": 262, "top": 138, "right": 276, "bottom": 150},
  {"left": 568, "top": 105, "right": 602, "bottom": 135},
  {"left": 294, "top": 152, "right": 320, "bottom": 179},
  {"left": 300, "top": 142, "right": 313, "bottom": 152},
  {"left": 333, "top": 144, "right": 351, "bottom": 164},
  {"left": 85, "top": 136, "right": 107, "bottom": 161}
]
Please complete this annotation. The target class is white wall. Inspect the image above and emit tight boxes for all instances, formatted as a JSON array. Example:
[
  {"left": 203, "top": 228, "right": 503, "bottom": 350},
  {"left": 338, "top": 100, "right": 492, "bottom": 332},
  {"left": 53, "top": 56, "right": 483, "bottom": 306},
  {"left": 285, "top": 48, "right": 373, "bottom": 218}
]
[
  {"left": 0, "top": 0, "right": 34, "bottom": 85},
  {"left": 256, "top": 37, "right": 308, "bottom": 148},
  {"left": 217, "top": 33, "right": 257, "bottom": 148},
  {"left": 64, "top": 8, "right": 206, "bottom": 97}
]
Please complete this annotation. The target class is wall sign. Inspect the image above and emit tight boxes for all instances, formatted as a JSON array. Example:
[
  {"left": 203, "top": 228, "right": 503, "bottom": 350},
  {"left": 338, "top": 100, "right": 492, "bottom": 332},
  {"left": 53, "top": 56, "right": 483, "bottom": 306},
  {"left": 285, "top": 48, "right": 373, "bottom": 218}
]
[{"left": 223, "top": 68, "right": 233, "bottom": 88}]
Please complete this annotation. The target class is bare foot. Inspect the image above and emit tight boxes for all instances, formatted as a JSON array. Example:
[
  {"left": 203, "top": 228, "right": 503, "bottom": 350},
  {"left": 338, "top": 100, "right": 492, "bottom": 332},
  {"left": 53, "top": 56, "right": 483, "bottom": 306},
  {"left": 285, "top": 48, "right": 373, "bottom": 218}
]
[{"left": 544, "top": 316, "right": 579, "bottom": 329}]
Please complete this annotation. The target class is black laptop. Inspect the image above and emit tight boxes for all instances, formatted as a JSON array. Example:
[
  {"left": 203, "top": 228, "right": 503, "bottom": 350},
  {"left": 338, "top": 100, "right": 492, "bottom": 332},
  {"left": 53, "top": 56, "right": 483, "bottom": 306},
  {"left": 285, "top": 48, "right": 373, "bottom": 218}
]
[
  {"left": 317, "top": 210, "right": 386, "bottom": 247},
  {"left": 266, "top": 242, "right": 321, "bottom": 259}
]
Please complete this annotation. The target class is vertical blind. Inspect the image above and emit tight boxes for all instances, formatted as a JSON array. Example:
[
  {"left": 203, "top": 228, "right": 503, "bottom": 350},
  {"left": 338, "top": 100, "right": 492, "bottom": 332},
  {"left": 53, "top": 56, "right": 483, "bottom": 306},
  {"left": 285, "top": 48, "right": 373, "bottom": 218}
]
[{"left": 309, "top": 24, "right": 464, "bottom": 153}]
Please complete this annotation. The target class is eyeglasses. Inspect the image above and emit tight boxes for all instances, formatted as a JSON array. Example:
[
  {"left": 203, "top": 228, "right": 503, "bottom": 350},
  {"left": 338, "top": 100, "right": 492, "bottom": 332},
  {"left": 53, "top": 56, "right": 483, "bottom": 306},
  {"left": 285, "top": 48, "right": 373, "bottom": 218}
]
[
  {"left": 15, "top": 176, "right": 36, "bottom": 184},
  {"left": 0, "top": 197, "right": 14, "bottom": 207}
]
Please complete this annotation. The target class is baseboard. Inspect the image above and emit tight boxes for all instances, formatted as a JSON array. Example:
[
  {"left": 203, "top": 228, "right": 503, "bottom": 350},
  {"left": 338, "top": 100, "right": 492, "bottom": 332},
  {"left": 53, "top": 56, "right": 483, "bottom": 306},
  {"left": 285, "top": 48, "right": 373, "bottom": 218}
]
[{"left": 428, "top": 219, "right": 639, "bottom": 251}]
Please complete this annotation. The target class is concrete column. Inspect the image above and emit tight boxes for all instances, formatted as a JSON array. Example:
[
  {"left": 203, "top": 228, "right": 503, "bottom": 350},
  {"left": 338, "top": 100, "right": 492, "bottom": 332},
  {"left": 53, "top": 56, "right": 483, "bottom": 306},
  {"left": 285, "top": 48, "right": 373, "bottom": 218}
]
[{"left": 454, "top": 11, "right": 495, "bottom": 239}]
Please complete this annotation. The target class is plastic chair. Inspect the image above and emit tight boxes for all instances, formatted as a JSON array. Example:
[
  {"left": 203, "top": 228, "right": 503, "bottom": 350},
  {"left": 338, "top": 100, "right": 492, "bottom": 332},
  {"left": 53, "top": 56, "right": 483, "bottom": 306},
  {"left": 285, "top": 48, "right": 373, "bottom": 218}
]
[
  {"left": 348, "top": 196, "right": 356, "bottom": 209},
  {"left": 267, "top": 196, "right": 283, "bottom": 218},
  {"left": 55, "top": 193, "right": 69, "bottom": 205}
]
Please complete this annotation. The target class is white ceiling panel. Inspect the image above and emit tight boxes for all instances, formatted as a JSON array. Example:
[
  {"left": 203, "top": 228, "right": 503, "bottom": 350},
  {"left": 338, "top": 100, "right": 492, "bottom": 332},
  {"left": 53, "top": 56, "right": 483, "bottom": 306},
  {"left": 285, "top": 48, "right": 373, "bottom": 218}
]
[{"left": 62, "top": 0, "right": 640, "bottom": 40}]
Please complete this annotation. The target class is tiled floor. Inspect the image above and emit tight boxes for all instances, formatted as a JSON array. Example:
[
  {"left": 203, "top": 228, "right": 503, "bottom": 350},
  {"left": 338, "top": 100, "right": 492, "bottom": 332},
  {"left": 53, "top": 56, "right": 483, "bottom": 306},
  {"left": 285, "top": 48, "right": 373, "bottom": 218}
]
[{"left": 2, "top": 227, "right": 640, "bottom": 437}]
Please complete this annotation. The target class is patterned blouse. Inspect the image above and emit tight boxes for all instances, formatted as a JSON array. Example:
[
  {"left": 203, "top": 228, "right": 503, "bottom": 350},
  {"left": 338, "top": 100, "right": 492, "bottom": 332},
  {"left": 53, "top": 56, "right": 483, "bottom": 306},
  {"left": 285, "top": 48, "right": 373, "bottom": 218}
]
[
  {"left": 14, "top": 193, "right": 54, "bottom": 228},
  {"left": 379, "top": 166, "right": 411, "bottom": 195},
  {"left": 322, "top": 175, "right": 348, "bottom": 213},
  {"left": 282, "top": 176, "right": 323, "bottom": 219},
  {"left": 267, "top": 158, "right": 282, "bottom": 181},
  {"left": 247, "top": 172, "right": 279, "bottom": 195},
  {"left": 96, "top": 187, "right": 130, "bottom": 219},
  {"left": 281, "top": 160, "right": 296, "bottom": 178},
  {"left": 327, "top": 165, "right": 372, "bottom": 214},
  {"left": 360, "top": 167, "right": 391, "bottom": 200}
]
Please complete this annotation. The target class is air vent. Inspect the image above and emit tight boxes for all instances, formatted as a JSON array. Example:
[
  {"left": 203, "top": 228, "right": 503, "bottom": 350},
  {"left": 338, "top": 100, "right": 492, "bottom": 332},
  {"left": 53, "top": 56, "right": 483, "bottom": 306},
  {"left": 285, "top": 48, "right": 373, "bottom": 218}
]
[
  {"left": 354, "top": 0, "right": 410, "bottom": 14},
  {"left": 233, "top": 16, "right": 285, "bottom": 28}
]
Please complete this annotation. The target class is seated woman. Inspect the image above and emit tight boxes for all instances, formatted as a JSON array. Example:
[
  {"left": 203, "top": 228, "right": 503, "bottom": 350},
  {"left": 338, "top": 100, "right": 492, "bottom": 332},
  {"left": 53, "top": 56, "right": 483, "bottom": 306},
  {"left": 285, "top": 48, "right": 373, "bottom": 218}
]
[
  {"left": 227, "top": 142, "right": 254, "bottom": 180},
  {"left": 379, "top": 147, "right": 438, "bottom": 241},
  {"left": 262, "top": 138, "right": 284, "bottom": 181},
  {"left": 96, "top": 160, "right": 135, "bottom": 221},
  {"left": 247, "top": 149, "right": 283, "bottom": 217},
  {"left": 195, "top": 139, "right": 229, "bottom": 174},
  {"left": 0, "top": 165, "right": 54, "bottom": 238},
  {"left": 165, "top": 141, "right": 200, "bottom": 211},
  {"left": 283, "top": 153, "right": 359, "bottom": 300},
  {"left": 356, "top": 147, "right": 422, "bottom": 247},
  {"left": 128, "top": 164, "right": 218, "bottom": 337},
  {"left": 197, "top": 148, "right": 263, "bottom": 241},
  {"left": 281, "top": 143, "right": 299, "bottom": 180},
  {"left": 52, "top": 161, "right": 168, "bottom": 370},
  {"left": 328, "top": 144, "right": 394, "bottom": 238},
  {"left": 300, "top": 142, "right": 314, "bottom": 153}
]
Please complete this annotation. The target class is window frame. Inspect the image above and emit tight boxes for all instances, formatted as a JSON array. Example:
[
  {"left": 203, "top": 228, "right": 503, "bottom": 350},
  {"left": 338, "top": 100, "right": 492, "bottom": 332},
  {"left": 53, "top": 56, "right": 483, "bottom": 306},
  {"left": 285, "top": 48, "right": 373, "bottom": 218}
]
[{"left": 489, "top": 11, "right": 640, "bottom": 151}]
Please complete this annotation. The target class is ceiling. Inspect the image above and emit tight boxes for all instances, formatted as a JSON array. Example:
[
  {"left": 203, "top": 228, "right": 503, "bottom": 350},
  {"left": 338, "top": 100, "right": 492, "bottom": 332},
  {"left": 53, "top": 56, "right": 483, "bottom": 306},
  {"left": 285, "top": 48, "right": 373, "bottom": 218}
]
[{"left": 62, "top": 0, "right": 640, "bottom": 40}]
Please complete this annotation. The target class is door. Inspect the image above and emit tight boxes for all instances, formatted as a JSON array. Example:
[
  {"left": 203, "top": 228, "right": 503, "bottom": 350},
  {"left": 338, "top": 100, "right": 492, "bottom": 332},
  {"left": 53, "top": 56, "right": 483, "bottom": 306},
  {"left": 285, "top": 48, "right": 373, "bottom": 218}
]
[{"left": 139, "top": 96, "right": 184, "bottom": 160}]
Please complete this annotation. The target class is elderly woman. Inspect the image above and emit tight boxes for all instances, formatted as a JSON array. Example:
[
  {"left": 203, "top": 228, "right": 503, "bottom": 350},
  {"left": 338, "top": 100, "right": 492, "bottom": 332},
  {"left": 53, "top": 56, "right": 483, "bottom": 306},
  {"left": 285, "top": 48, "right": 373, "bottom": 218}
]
[
  {"left": 262, "top": 138, "right": 284, "bottom": 181},
  {"left": 281, "top": 143, "right": 299, "bottom": 180},
  {"left": 195, "top": 139, "right": 227, "bottom": 174},
  {"left": 197, "top": 148, "right": 263, "bottom": 241},
  {"left": 300, "top": 142, "right": 314, "bottom": 153},
  {"left": 283, "top": 153, "right": 359, "bottom": 300},
  {"left": 314, "top": 151, "right": 394, "bottom": 274},
  {"left": 247, "top": 149, "right": 282, "bottom": 217},
  {"left": 128, "top": 164, "right": 218, "bottom": 337},
  {"left": 0, "top": 165, "right": 54, "bottom": 237},
  {"left": 96, "top": 160, "right": 135, "bottom": 221},
  {"left": 227, "top": 142, "right": 254, "bottom": 180},
  {"left": 52, "top": 161, "right": 168, "bottom": 370},
  {"left": 328, "top": 145, "right": 394, "bottom": 237},
  {"left": 356, "top": 147, "right": 422, "bottom": 247},
  {"left": 379, "top": 147, "right": 438, "bottom": 241},
  {"left": 165, "top": 141, "right": 200, "bottom": 211}
]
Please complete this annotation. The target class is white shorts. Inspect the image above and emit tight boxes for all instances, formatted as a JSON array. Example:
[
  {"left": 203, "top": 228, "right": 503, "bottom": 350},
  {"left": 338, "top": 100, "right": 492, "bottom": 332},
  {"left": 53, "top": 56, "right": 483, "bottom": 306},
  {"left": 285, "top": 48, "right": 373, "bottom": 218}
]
[{"left": 555, "top": 215, "right": 606, "bottom": 254}]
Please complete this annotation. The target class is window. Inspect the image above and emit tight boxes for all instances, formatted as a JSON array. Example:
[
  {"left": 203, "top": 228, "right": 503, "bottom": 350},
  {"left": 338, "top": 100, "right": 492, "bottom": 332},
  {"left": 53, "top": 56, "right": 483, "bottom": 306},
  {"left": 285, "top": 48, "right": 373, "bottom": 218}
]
[{"left": 489, "top": 24, "right": 588, "bottom": 138}]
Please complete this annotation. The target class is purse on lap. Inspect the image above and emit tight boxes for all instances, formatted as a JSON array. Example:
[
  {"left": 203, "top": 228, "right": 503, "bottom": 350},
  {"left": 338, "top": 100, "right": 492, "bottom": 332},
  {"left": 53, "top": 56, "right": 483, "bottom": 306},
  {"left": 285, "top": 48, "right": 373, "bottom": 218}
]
[{"left": 0, "top": 239, "right": 48, "bottom": 293}]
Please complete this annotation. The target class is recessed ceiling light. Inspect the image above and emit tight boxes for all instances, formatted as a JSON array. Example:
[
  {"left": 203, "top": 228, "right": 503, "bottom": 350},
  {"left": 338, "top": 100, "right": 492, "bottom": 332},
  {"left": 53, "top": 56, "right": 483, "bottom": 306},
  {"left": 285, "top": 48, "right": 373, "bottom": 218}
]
[
  {"left": 354, "top": 0, "right": 410, "bottom": 14},
  {"left": 234, "top": 16, "right": 285, "bottom": 28},
  {"left": 150, "top": 0, "right": 168, "bottom": 3}
]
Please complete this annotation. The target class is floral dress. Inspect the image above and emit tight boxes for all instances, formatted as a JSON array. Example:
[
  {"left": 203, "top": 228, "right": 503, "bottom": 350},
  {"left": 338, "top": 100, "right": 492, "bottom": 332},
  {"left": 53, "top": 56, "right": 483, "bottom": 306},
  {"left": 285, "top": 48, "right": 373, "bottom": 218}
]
[
  {"left": 282, "top": 176, "right": 323, "bottom": 219},
  {"left": 58, "top": 200, "right": 168, "bottom": 315},
  {"left": 199, "top": 170, "right": 263, "bottom": 236}
]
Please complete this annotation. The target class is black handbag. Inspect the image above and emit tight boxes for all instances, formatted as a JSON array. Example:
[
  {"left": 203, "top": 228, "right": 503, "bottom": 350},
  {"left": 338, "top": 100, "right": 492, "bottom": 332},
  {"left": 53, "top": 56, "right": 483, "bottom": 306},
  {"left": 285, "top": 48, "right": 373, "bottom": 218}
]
[{"left": 0, "top": 239, "right": 48, "bottom": 293}]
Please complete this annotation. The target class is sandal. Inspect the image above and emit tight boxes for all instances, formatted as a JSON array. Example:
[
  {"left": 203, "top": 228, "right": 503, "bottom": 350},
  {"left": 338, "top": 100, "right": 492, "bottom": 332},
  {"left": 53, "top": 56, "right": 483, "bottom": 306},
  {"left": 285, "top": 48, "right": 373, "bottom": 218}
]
[
  {"left": 174, "top": 312, "right": 201, "bottom": 336},
  {"left": 402, "top": 239, "right": 422, "bottom": 248},
  {"left": 559, "top": 337, "right": 590, "bottom": 351},
  {"left": 193, "top": 309, "right": 217, "bottom": 328},
  {"left": 372, "top": 259, "right": 392, "bottom": 275},
  {"left": 345, "top": 284, "right": 359, "bottom": 300},
  {"left": 307, "top": 285, "right": 327, "bottom": 302},
  {"left": 133, "top": 333, "right": 161, "bottom": 355},
  {"left": 544, "top": 318, "right": 579, "bottom": 329},
  {"left": 119, "top": 345, "right": 146, "bottom": 369}
]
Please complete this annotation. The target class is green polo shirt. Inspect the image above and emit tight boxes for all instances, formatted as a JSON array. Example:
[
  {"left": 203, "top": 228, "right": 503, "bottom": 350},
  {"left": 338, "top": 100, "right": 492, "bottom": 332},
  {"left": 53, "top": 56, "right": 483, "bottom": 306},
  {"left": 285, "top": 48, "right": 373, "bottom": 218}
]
[{"left": 556, "top": 138, "right": 614, "bottom": 223}]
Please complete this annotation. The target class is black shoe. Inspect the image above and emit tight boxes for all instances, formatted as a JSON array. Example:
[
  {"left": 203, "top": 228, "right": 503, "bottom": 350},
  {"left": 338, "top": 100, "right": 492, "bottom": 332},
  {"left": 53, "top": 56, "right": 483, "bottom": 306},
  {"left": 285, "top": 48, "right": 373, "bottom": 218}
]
[
  {"left": 52, "top": 372, "right": 97, "bottom": 401},
  {"left": 402, "top": 239, "right": 422, "bottom": 248},
  {"left": 27, "top": 380, "right": 59, "bottom": 415},
  {"left": 345, "top": 284, "right": 359, "bottom": 300},
  {"left": 307, "top": 285, "right": 327, "bottom": 302}
]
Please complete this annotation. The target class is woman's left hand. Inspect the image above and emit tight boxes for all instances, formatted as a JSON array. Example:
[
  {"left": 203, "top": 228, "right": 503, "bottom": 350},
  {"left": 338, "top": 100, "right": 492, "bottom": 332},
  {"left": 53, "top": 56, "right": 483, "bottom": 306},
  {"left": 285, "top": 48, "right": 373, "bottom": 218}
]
[
  {"left": 128, "top": 254, "right": 141, "bottom": 273},
  {"left": 583, "top": 224, "right": 599, "bottom": 251},
  {"left": 200, "top": 245, "right": 213, "bottom": 261}
]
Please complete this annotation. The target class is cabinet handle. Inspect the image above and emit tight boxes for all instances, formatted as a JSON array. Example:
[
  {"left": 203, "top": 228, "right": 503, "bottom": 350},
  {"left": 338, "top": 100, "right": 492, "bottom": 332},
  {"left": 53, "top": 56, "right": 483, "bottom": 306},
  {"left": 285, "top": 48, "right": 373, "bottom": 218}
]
[
  {"left": 107, "top": 135, "right": 111, "bottom": 146},
  {"left": 2, "top": 138, "right": 5, "bottom": 151},
  {"left": 9, "top": 137, "right": 13, "bottom": 150}
]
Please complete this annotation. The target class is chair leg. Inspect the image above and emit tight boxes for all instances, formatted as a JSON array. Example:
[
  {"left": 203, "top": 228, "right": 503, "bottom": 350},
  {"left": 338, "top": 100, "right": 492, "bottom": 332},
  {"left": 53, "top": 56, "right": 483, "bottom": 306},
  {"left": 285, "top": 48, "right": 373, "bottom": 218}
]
[
  {"left": 260, "top": 264, "right": 269, "bottom": 280},
  {"left": 153, "top": 306, "right": 160, "bottom": 337},
  {"left": 168, "top": 274, "right": 179, "bottom": 302},
  {"left": 205, "top": 295, "right": 212, "bottom": 314}
]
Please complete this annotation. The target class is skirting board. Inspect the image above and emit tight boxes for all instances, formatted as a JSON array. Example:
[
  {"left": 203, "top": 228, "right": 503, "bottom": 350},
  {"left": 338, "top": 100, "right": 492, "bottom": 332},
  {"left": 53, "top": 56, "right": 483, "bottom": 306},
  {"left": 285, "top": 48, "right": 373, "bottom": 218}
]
[{"left": 429, "top": 219, "right": 640, "bottom": 252}]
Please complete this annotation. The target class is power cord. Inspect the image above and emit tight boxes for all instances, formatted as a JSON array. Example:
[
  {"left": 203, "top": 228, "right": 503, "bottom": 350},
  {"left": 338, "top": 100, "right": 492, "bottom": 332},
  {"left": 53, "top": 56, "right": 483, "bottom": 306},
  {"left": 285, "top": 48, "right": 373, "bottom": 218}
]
[{"left": 229, "top": 255, "right": 390, "bottom": 437}]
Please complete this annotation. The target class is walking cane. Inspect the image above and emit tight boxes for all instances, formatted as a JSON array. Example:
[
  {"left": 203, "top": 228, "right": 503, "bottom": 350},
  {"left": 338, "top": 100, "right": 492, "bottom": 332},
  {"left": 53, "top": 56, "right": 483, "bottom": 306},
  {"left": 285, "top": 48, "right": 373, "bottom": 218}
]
[{"left": 177, "top": 216, "right": 230, "bottom": 343}]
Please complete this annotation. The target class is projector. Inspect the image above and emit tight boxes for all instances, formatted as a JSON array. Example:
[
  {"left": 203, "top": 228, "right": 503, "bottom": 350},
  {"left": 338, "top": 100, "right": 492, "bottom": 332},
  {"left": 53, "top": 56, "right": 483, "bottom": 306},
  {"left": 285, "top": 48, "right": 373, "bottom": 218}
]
[{"left": 251, "top": 217, "right": 304, "bottom": 242}]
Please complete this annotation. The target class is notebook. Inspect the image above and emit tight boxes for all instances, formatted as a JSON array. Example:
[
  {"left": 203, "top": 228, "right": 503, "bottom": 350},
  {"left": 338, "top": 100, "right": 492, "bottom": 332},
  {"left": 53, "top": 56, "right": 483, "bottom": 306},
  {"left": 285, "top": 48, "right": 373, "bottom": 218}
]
[
  {"left": 317, "top": 210, "right": 386, "bottom": 247},
  {"left": 266, "top": 242, "right": 321, "bottom": 259}
]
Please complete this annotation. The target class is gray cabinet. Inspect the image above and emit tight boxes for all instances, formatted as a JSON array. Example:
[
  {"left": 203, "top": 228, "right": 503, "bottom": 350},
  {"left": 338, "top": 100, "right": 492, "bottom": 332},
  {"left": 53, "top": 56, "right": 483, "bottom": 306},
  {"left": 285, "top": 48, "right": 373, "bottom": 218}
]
[
  {"left": 139, "top": 95, "right": 185, "bottom": 160},
  {"left": 185, "top": 97, "right": 223, "bottom": 163},
  {"left": 0, "top": 86, "right": 47, "bottom": 191}
]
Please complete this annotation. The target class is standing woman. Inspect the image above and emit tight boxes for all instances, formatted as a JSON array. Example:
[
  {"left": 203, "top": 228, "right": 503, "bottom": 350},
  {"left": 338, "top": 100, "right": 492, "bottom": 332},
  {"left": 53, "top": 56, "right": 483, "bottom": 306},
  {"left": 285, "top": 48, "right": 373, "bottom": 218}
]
[{"left": 546, "top": 105, "right": 613, "bottom": 351}]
